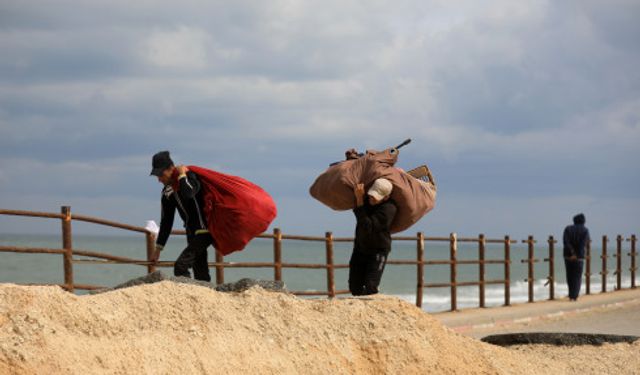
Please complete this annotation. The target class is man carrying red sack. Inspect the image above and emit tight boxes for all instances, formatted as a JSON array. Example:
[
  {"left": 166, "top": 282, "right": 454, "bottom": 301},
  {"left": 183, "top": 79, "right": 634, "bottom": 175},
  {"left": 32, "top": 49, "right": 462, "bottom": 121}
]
[
  {"left": 149, "top": 150, "right": 277, "bottom": 282},
  {"left": 149, "top": 151, "right": 213, "bottom": 281}
]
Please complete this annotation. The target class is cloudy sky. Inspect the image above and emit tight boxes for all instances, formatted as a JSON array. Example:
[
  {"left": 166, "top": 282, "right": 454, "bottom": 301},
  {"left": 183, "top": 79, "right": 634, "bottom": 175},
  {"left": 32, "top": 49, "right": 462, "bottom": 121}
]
[{"left": 1, "top": 0, "right": 638, "bottom": 240}]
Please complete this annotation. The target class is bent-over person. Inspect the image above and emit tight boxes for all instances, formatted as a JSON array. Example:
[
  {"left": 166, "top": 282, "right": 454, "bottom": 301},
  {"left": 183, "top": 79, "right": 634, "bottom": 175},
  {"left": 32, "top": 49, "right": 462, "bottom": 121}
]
[{"left": 149, "top": 151, "right": 214, "bottom": 281}]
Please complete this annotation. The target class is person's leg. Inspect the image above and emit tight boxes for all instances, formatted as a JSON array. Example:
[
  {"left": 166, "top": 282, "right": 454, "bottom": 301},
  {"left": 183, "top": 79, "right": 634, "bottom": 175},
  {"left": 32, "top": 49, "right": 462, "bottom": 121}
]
[
  {"left": 574, "top": 260, "right": 584, "bottom": 300},
  {"left": 564, "top": 259, "right": 575, "bottom": 300},
  {"left": 174, "top": 234, "right": 211, "bottom": 279},
  {"left": 192, "top": 234, "right": 213, "bottom": 282},
  {"left": 566, "top": 260, "right": 581, "bottom": 300},
  {"left": 349, "top": 250, "right": 367, "bottom": 296},
  {"left": 362, "top": 251, "right": 389, "bottom": 295},
  {"left": 174, "top": 241, "right": 195, "bottom": 278}
]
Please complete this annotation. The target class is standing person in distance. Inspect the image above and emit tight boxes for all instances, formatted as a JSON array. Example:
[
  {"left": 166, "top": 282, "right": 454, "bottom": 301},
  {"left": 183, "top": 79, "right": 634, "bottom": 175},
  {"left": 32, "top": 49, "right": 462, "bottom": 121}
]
[
  {"left": 563, "top": 213, "right": 590, "bottom": 301},
  {"left": 349, "top": 178, "right": 397, "bottom": 296},
  {"left": 149, "top": 151, "right": 214, "bottom": 282}
]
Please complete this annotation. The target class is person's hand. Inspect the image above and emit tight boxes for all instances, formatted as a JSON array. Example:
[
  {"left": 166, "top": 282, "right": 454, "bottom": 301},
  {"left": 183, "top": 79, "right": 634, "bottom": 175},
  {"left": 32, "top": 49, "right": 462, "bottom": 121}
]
[
  {"left": 354, "top": 183, "right": 365, "bottom": 207},
  {"left": 569, "top": 255, "right": 578, "bottom": 262},
  {"left": 150, "top": 251, "right": 160, "bottom": 264},
  {"left": 150, "top": 244, "right": 163, "bottom": 264},
  {"left": 176, "top": 165, "right": 189, "bottom": 176}
]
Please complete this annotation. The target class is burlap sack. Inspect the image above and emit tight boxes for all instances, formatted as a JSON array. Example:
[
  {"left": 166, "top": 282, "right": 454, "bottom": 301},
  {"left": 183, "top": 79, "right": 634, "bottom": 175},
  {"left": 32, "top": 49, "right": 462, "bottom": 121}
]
[{"left": 309, "top": 148, "right": 436, "bottom": 233}]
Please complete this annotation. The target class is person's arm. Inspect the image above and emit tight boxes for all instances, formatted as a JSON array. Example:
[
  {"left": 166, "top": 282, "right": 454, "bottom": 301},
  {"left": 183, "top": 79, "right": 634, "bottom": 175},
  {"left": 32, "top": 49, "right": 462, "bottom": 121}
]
[
  {"left": 354, "top": 202, "right": 397, "bottom": 234},
  {"left": 176, "top": 167, "right": 201, "bottom": 199},
  {"left": 563, "top": 227, "right": 577, "bottom": 260},
  {"left": 151, "top": 193, "right": 175, "bottom": 263},
  {"left": 354, "top": 183, "right": 365, "bottom": 207},
  {"left": 578, "top": 228, "right": 590, "bottom": 258},
  {"left": 156, "top": 192, "right": 175, "bottom": 247}
]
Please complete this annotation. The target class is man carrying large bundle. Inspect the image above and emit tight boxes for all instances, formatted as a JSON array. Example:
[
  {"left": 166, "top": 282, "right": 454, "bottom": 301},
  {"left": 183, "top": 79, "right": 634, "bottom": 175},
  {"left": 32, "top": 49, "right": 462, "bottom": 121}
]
[
  {"left": 309, "top": 140, "right": 437, "bottom": 295},
  {"left": 149, "top": 151, "right": 277, "bottom": 281},
  {"left": 349, "top": 178, "right": 397, "bottom": 295}
]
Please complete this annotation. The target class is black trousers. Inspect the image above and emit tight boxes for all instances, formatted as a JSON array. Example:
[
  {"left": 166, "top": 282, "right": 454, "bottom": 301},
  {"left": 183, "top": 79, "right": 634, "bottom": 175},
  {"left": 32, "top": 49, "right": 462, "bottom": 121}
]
[
  {"left": 564, "top": 258, "right": 584, "bottom": 300},
  {"left": 348, "top": 249, "right": 389, "bottom": 296},
  {"left": 175, "top": 233, "right": 213, "bottom": 282}
]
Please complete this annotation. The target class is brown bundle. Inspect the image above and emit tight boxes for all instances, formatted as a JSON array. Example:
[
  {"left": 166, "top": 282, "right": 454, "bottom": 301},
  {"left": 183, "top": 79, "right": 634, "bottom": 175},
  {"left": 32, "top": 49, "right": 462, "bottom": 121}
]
[{"left": 309, "top": 148, "right": 436, "bottom": 233}]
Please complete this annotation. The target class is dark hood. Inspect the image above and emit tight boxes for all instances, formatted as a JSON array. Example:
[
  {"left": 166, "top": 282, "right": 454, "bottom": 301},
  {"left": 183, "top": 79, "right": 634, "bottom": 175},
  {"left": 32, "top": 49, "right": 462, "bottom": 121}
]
[{"left": 573, "top": 213, "right": 586, "bottom": 225}]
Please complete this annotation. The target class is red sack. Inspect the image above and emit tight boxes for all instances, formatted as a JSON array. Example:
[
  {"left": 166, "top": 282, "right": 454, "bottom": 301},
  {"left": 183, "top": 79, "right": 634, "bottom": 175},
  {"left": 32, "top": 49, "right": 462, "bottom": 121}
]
[{"left": 187, "top": 165, "right": 277, "bottom": 255}]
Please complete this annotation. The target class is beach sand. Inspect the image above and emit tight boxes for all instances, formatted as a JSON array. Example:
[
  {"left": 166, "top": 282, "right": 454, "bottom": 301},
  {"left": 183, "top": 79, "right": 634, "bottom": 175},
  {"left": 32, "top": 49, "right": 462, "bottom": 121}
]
[{"left": 0, "top": 282, "right": 638, "bottom": 374}]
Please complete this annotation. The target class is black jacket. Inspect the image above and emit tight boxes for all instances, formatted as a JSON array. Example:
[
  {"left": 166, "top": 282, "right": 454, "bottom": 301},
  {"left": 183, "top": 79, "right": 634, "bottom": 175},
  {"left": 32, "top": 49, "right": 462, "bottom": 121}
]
[
  {"left": 157, "top": 171, "right": 208, "bottom": 246},
  {"left": 353, "top": 199, "right": 397, "bottom": 254},
  {"left": 563, "top": 215, "right": 590, "bottom": 258}
]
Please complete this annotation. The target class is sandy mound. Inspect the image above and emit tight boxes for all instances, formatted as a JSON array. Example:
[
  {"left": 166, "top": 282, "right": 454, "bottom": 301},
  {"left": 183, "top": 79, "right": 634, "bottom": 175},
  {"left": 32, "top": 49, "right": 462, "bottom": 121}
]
[{"left": 0, "top": 282, "right": 638, "bottom": 374}]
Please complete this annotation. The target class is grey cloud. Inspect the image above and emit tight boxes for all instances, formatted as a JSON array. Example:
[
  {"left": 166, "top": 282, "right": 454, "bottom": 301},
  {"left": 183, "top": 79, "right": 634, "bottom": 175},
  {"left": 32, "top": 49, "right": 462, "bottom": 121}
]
[{"left": 0, "top": 1, "right": 638, "bottom": 236}]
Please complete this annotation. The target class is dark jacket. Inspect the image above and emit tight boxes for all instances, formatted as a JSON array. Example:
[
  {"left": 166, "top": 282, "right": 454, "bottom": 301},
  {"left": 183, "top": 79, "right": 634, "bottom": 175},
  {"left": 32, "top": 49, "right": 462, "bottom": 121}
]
[
  {"left": 563, "top": 214, "right": 590, "bottom": 259},
  {"left": 353, "top": 199, "right": 397, "bottom": 254},
  {"left": 157, "top": 171, "right": 208, "bottom": 247}
]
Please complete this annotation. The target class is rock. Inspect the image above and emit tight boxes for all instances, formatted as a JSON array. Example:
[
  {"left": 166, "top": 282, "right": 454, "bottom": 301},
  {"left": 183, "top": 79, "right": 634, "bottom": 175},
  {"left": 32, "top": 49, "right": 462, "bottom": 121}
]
[
  {"left": 214, "top": 278, "right": 287, "bottom": 293},
  {"left": 91, "top": 271, "right": 287, "bottom": 295}
]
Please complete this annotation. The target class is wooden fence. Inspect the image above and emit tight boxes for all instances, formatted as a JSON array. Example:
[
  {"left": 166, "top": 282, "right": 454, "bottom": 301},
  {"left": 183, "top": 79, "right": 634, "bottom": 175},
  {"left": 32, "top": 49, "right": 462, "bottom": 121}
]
[{"left": 0, "top": 207, "right": 637, "bottom": 311}]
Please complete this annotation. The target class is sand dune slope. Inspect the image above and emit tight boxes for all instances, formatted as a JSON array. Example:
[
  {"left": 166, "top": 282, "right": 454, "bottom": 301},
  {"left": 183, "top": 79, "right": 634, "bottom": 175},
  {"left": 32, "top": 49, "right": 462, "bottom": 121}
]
[{"left": 0, "top": 282, "right": 637, "bottom": 374}]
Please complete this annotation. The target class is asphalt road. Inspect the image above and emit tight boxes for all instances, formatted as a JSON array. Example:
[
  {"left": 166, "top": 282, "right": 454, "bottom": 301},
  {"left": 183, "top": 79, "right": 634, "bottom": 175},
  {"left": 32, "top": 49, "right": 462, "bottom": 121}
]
[{"left": 434, "top": 288, "right": 640, "bottom": 339}]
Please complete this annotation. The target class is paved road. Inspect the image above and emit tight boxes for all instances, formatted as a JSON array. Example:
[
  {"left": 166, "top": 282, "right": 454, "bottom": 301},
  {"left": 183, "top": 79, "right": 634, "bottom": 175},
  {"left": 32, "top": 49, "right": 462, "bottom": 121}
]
[{"left": 434, "top": 288, "right": 640, "bottom": 339}]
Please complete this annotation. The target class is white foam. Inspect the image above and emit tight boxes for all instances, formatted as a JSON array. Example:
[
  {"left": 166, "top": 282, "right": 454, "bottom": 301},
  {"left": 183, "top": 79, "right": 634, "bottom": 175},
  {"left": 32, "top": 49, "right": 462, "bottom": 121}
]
[{"left": 392, "top": 276, "right": 634, "bottom": 312}]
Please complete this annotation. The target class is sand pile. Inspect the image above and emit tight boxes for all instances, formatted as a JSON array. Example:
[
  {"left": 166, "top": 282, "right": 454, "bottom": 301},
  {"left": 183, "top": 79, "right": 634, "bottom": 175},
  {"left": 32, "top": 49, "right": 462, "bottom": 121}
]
[{"left": 0, "top": 282, "right": 638, "bottom": 374}]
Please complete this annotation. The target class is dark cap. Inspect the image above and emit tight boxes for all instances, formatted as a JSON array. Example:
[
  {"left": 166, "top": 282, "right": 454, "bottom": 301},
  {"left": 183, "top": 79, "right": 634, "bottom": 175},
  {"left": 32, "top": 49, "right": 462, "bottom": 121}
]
[{"left": 150, "top": 151, "right": 174, "bottom": 176}]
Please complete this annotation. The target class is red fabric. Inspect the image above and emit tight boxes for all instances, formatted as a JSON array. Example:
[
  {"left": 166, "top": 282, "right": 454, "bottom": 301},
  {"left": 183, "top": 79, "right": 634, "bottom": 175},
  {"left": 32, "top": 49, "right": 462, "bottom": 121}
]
[{"left": 184, "top": 166, "right": 277, "bottom": 255}]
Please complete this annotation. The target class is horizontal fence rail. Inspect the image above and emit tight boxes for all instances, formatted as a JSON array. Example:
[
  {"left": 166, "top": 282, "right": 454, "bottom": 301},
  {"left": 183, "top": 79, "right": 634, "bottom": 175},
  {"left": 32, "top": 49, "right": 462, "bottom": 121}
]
[{"left": 0, "top": 207, "right": 637, "bottom": 311}]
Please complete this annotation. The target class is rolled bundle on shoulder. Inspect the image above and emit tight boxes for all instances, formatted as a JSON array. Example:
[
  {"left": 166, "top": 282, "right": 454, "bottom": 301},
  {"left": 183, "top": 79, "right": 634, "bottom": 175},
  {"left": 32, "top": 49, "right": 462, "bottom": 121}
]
[{"left": 309, "top": 148, "right": 436, "bottom": 233}]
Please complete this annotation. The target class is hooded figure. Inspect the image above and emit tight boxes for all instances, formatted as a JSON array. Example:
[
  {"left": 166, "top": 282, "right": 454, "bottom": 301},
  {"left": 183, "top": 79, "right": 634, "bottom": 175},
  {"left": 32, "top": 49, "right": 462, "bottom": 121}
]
[{"left": 563, "top": 213, "right": 590, "bottom": 301}]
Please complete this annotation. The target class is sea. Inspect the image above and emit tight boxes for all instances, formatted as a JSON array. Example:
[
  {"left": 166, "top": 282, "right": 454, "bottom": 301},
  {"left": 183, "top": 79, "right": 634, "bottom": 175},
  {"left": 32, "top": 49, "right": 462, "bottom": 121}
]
[{"left": 0, "top": 233, "right": 633, "bottom": 313}]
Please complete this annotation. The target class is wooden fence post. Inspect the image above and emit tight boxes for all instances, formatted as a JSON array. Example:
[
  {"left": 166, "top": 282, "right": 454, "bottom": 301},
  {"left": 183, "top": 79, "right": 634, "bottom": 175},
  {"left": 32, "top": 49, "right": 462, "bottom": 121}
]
[
  {"left": 586, "top": 239, "right": 591, "bottom": 295},
  {"left": 602, "top": 235, "right": 608, "bottom": 293},
  {"left": 630, "top": 235, "right": 637, "bottom": 289},
  {"left": 616, "top": 235, "right": 623, "bottom": 290},
  {"left": 504, "top": 235, "right": 511, "bottom": 306},
  {"left": 145, "top": 231, "right": 156, "bottom": 274},
  {"left": 273, "top": 228, "right": 282, "bottom": 282},
  {"left": 526, "top": 235, "right": 535, "bottom": 303},
  {"left": 215, "top": 251, "right": 224, "bottom": 285},
  {"left": 61, "top": 206, "right": 74, "bottom": 292},
  {"left": 325, "top": 232, "right": 336, "bottom": 298},
  {"left": 548, "top": 235, "right": 555, "bottom": 300},
  {"left": 450, "top": 232, "right": 457, "bottom": 311},
  {"left": 479, "top": 233, "right": 486, "bottom": 308},
  {"left": 416, "top": 232, "right": 425, "bottom": 308}
]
